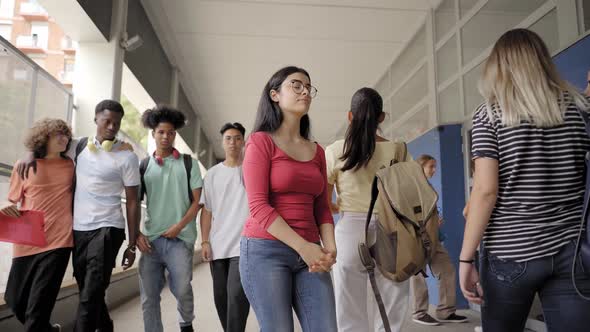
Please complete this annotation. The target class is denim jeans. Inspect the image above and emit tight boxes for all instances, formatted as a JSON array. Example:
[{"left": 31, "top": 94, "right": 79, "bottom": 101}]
[
  {"left": 139, "top": 237, "right": 195, "bottom": 332},
  {"left": 239, "top": 237, "right": 338, "bottom": 332},
  {"left": 480, "top": 240, "right": 590, "bottom": 332}
]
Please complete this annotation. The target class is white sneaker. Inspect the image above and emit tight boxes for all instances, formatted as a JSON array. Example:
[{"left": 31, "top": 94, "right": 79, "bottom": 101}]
[{"left": 474, "top": 327, "right": 483, "bottom": 332}]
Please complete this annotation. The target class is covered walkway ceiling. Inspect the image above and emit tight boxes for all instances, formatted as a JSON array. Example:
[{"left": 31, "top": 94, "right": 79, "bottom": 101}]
[{"left": 142, "top": 0, "right": 441, "bottom": 157}]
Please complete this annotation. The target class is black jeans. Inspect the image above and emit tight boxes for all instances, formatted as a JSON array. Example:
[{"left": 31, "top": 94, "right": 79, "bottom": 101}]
[
  {"left": 4, "top": 248, "right": 71, "bottom": 332},
  {"left": 210, "top": 257, "right": 250, "bottom": 332},
  {"left": 73, "top": 227, "right": 125, "bottom": 332},
  {"left": 480, "top": 240, "right": 590, "bottom": 332}
]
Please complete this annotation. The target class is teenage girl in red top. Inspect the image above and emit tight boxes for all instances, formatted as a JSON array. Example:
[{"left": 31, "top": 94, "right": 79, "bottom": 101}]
[{"left": 239, "top": 66, "right": 338, "bottom": 332}]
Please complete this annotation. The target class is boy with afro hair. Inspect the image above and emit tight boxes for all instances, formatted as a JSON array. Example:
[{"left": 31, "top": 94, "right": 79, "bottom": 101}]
[{"left": 136, "top": 105, "right": 203, "bottom": 332}]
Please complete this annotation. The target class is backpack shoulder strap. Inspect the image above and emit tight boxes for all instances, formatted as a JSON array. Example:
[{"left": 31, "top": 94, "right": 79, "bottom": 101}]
[
  {"left": 183, "top": 154, "right": 194, "bottom": 203},
  {"left": 75, "top": 137, "right": 89, "bottom": 163},
  {"left": 401, "top": 142, "right": 408, "bottom": 161},
  {"left": 139, "top": 157, "right": 150, "bottom": 201},
  {"left": 390, "top": 142, "right": 409, "bottom": 166},
  {"left": 365, "top": 176, "right": 379, "bottom": 244},
  {"left": 357, "top": 176, "right": 392, "bottom": 332},
  {"left": 358, "top": 176, "right": 379, "bottom": 270}
]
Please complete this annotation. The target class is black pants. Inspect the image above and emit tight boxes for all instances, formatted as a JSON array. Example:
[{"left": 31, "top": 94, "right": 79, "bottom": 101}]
[
  {"left": 73, "top": 227, "right": 125, "bottom": 332},
  {"left": 4, "top": 247, "right": 71, "bottom": 332},
  {"left": 210, "top": 257, "right": 250, "bottom": 332}
]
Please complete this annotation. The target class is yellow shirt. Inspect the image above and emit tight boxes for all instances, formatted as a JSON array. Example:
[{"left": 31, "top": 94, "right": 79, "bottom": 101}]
[{"left": 325, "top": 139, "right": 411, "bottom": 213}]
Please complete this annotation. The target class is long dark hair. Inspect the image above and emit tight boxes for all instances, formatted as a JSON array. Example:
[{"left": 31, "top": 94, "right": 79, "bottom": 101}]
[
  {"left": 340, "top": 87, "right": 383, "bottom": 172},
  {"left": 252, "top": 66, "right": 311, "bottom": 139}
]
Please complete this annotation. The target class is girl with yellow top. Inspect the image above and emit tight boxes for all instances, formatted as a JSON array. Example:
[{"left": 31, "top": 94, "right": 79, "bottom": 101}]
[{"left": 325, "top": 87, "right": 410, "bottom": 332}]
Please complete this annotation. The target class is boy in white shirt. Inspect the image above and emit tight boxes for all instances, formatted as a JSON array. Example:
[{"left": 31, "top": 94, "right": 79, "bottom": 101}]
[{"left": 200, "top": 123, "right": 250, "bottom": 332}]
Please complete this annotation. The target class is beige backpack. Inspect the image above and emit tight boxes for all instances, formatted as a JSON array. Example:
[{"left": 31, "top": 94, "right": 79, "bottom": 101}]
[{"left": 358, "top": 142, "right": 440, "bottom": 332}]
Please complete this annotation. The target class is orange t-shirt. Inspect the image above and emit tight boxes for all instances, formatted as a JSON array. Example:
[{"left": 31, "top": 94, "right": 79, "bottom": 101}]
[{"left": 8, "top": 158, "right": 75, "bottom": 257}]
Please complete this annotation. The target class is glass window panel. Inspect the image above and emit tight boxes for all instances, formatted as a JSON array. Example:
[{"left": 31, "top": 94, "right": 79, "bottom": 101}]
[
  {"left": 529, "top": 9, "right": 559, "bottom": 54},
  {"left": 391, "top": 105, "right": 433, "bottom": 142},
  {"left": 390, "top": 27, "right": 426, "bottom": 92},
  {"left": 391, "top": 65, "right": 428, "bottom": 122},
  {"left": 31, "top": 57, "right": 45, "bottom": 68},
  {"left": 459, "top": 0, "right": 479, "bottom": 18},
  {"left": 463, "top": 61, "right": 485, "bottom": 116},
  {"left": 461, "top": 0, "right": 545, "bottom": 65},
  {"left": 436, "top": 34, "right": 458, "bottom": 85},
  {"left": 0, "top": 47, "right": 33, "bottom": 166},
  {"left": 435, "top": 0, "right": 456, "bottom": 43},
  {"left": 33, "top": 72, "right": 70, "bottom": 122},
  {"left": 438, "top": 80, "right": 462, "bottom": 123},
  {"left": 0, "top": 177, "right": 12, "bottom": 291}
]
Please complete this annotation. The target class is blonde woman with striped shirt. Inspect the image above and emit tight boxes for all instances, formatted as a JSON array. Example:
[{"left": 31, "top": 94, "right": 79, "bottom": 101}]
[{"left": 460, "top": 28, "right": 590, "bottom": 332}]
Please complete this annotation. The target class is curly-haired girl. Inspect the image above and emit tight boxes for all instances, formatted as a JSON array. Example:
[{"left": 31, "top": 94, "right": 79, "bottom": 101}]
[{"left": 1, "top": 118, "right": 75, "bottom": 332}]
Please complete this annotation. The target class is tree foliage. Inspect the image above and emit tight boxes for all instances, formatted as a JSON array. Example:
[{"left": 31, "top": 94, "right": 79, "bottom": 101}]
[{"left": 120, "top": 95, "right": 148, "bottom": 149}]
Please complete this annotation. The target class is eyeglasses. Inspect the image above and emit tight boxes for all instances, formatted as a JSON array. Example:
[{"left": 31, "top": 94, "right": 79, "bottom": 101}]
[
  {"left": 287, "top": 80, "right": 318, "bottom": 98},
  {"left": 224, "top": 135, "right": 243, "bottom": 142}
]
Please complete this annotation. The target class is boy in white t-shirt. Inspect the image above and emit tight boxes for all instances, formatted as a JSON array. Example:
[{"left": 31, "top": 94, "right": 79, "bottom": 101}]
[{"left": 200, "top": 123, "right": 250, "bottom": 332}]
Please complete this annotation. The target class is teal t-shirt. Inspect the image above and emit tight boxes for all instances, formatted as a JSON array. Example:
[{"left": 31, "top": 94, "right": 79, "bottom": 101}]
[{"left": 143, "top": 155, "right": 203, "bottom": 245}]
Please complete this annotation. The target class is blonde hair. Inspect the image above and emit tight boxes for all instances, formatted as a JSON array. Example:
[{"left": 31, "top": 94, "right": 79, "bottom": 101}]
[
  {"left": 416, "top": 154, "right": 435, "bottom": 167},
  {"left": 479, "top": 29, "right": 589, "bottom": 127}
]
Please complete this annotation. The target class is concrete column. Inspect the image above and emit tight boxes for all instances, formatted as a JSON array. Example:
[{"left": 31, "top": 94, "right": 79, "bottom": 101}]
[{"left": 71, "top": 0, "right": 127, "bottom": 137}]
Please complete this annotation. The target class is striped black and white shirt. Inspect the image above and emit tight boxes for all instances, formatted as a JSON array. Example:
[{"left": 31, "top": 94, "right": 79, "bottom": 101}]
[{"left": 471, "top": 95, "right": 590, "bottom": 262}]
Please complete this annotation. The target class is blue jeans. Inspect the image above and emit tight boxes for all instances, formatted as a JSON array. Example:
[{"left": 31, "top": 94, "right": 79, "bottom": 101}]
[
  {"left": 239, "top": 237, "right": 338, "bottom": 332},
  {"left": 480, "top": 240, "right": 590, "bottom": 332},
  {"left": 139, "top": 237, "right": 195, "bottom": 332}
]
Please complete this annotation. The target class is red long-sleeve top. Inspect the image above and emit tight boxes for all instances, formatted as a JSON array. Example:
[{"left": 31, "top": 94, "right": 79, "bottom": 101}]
[{"left": 242, "top": 132, "right": 334, "bottom": 243}]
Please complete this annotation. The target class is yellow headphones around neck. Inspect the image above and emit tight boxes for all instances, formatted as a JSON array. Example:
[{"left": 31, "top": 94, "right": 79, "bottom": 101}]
[{"left": 87, "top": 136, "right": 117, "bottom": 153}]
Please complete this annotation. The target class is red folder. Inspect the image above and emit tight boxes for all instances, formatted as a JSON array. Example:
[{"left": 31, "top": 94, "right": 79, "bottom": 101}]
[{"left": 0, "top": 210, "right": 47, "bottom": 247}]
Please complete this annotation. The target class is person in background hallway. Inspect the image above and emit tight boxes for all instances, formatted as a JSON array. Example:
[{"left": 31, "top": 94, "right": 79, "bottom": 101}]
[
  {"left": 136, "top": 106, "right": 203, "bottom": 332},
  {"left": 1, "top": 119, "right": 74, "bottom": 332},
  {"left": 200, "top": 122, "right": 250, "bottom": 332},
  {"left": 460, "top": 28, "right": 590, "bottom": 332},
  {"left": 325, "top": 87, "right": 410, "bottom": 332},
  {"left": 410, "top": 155, "right": 467, "bottom": 326},
  {"left": 240, "top": 66, "right": 338, "bottom": 332}
]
